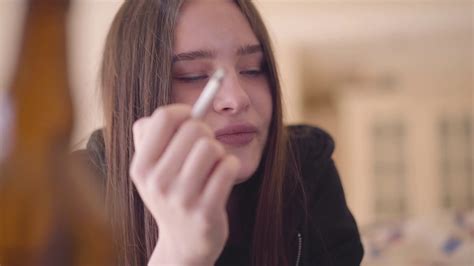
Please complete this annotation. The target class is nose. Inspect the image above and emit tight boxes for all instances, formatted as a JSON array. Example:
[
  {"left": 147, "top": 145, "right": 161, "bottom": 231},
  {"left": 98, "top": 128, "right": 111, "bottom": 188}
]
[{"left": 212, "top": 70, "right": 250, "bottom": 115}]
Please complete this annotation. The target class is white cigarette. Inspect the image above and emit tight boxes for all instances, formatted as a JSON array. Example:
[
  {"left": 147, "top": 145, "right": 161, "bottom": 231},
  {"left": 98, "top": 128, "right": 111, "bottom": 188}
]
[{"left": 191, "top": 68, "right": 225, "bottom": 118}]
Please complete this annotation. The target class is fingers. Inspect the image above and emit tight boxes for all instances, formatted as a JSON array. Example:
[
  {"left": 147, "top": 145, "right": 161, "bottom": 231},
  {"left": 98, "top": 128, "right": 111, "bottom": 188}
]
[
  {"left": 173, "top": 138, "right": 225, "bottom": 205},
  {"left": 130, "top": 104, "right": 191, "bottom": 183},
  {"left": 129, "top": 103, "right": 240, "bottom": 218},
  {"left": 147, "top": 120, "right": 214, "bottom": 193},
  {"left": 132, "top": 117, "right": 149, "bottom": 149},
  {"left": 200, "top": 155, "right": 240, "bottom": 212}
]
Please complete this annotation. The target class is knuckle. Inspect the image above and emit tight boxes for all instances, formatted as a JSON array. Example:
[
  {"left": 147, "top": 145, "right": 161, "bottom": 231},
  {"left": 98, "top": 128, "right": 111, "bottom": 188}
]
[
  {"left": 154, "top": 107, "right": 174, "bottom": 123},
  {"left": 217, "top": 155, "right": 240, "bottom": 176},
  {"left": 212, "top": 140, "right": 225, "bottom": 156},
  {"left": 134, "top": 116, "right": 150, "bottom": 130},
  {"left": 135, "top": 164, "right": 168, "bottom": 197},
  {"left": 129, "top": 160, "right": 142, "bottom": 181},
  {"left": 148, "top": 177, "right": 168, "bottom": 197},
  {"left": 129, "top": 165, "right": 137, "bottom": 180},
  {"left": 182, "top": 120, "right": 213, "bottom": 137},
  {"left": 196, "top": 137, "right": 212, "bottom": 150},
  {"left": 179, "top": 120, "right": 194, "bottom": 133},
  {"left": 198, "top": 138, "right": 224, "bottom": 157},
  {"left": 168, "top": 193, "right": 191, "bottom": 211},
  {"left": 132, "top": 118, "right": 144, "bottom": 134},
  {"left": 194, "top": 213, "right": 212, "bottom": 232}
]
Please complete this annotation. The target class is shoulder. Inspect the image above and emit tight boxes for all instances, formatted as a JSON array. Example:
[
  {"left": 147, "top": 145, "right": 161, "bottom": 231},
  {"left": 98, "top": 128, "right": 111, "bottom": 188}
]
[
  {"left": 285, "top": 124, "right": 336, "bottom": 194},
  {"left": 284, "top": 124, "right": 338, "bottom": 217},
  {"left": 286, "top": 124, "right": 335, "bottom": 167},
  {"left": 287, "top": 126, "right": 364, "bottom": 264}
]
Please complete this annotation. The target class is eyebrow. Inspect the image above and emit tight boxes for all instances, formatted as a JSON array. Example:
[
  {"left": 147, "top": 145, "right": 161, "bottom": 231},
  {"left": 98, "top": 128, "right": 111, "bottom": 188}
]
[
  {"left": 172, "top": 50, "right": 215, "bottom": 63},
  {"left": 237, "top": 44, "right": 262, "bottom": 56},
  {"left": 172, "top": 44, "right": 262, "bottom": 63}
]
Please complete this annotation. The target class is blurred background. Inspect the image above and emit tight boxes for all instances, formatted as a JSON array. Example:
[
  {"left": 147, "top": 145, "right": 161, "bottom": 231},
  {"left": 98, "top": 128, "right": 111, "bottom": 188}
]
[{"left": 0, "top": 0, "right": 472, "bottom": 265}]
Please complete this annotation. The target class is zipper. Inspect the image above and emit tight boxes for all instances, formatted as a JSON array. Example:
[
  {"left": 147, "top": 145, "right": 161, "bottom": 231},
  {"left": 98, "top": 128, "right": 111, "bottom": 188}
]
[{"left": 296, "top": 232, "right": 302, "bottom": 266}]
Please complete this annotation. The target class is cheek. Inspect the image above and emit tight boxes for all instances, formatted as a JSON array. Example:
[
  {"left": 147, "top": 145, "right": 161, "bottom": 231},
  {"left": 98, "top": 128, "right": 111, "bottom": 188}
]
[
  {"left": 171, "top": 86, "right": 201, "bottom": 104},
  {"left": 251, "top": 85, "right": 273, "bottom": 126}
]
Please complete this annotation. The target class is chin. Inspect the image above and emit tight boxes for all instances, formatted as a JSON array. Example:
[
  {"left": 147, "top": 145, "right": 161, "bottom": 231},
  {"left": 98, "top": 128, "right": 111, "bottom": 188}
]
[
  {"left": 233, "top": 174, "right": 251, "bottom": 185},
  {"left": 232, "top": 161, "right": 259, "bottom": 185},
  {"left": 220, "top": 136, "right": 266, "bottom": 185}
]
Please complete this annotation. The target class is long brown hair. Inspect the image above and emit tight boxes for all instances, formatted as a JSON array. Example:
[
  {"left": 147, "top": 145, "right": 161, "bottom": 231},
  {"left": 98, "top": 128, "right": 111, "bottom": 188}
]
[{"left": 100, "top": 1, "right": 305, "bottom": 265}]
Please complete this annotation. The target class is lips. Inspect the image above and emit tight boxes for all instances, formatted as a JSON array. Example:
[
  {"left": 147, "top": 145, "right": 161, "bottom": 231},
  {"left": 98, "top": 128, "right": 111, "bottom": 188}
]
[{"left": 215, "top": 123, "right": 257, "bottom": 146}]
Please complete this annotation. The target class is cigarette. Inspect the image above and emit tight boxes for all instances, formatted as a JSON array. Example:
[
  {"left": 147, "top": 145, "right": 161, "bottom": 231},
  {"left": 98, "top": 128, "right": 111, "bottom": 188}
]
[{"left": 191, "top": 68, "right": 225, "bottom": 118}]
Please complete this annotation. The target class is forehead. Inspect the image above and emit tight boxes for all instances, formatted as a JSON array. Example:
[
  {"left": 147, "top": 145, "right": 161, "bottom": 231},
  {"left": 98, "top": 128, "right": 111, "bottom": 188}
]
[{"left": 174, "top": 0, "right": 259, "bottom": 54}]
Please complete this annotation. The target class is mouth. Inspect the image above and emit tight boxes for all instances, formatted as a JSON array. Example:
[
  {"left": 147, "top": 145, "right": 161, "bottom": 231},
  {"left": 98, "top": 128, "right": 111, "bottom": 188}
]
[{"left": 215, "top": 123, "right": 257, "bottom": 147}]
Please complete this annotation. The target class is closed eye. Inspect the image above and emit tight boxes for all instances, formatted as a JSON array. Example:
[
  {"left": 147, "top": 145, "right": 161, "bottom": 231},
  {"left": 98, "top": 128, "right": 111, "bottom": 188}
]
[
  {"left": 174, "top": 75, "right": 208, "bottom": 83},
  {"left": 240, "top": 69, "right": 263, "bottom": 76}
]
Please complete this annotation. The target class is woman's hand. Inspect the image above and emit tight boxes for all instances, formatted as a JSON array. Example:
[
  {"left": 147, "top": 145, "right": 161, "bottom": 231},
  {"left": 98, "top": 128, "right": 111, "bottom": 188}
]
[{"left": 129, "top": 104, "right": 240, "bottom": 266}]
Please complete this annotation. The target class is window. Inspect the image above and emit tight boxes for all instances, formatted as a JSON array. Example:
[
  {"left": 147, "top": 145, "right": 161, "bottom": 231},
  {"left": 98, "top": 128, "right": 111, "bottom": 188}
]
[
  {"left": 373, "top": 120, "right": 406, "bottom": 220},
  {"left": 440, "top": 114, "right": 473, "bottom": 210}
]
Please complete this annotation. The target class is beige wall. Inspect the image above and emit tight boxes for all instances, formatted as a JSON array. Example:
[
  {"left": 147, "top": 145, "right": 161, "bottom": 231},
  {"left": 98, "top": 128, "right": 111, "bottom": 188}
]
[
  {"left": 67, "top": 0, "right": 122, "bottom": 147},
  {"left": 1, "top": 0, "right": 470, "bottom": 143}
]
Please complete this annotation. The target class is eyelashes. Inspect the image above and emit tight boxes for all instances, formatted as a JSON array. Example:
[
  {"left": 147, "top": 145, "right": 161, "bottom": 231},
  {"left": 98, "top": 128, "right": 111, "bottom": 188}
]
[
  {"left": 240, "top": 69, "right": 264, "bottom": 77},
  {"left": 174, "top": 75, "right": 208, "bottom": 83},
  {"left": 174, "top": 68, "right": 266, "bottom": 84}
]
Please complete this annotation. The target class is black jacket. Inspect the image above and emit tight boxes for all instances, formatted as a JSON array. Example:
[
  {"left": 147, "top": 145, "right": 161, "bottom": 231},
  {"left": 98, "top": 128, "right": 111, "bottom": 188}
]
[{"left": 74, "top": 125, "right": 364, "bottom": 266}]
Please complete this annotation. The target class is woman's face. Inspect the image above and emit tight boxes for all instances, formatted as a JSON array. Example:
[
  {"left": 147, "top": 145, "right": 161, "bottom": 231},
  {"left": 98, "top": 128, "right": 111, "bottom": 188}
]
[{"left": 171, "top": 0, "right": 272, "bottom": 183}]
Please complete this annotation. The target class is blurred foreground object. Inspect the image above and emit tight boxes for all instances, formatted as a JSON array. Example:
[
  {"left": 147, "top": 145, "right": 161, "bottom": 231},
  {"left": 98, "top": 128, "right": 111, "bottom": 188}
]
[
  {"left": 361, "top": 209, "right": 474, "bottom": 266},
  {"left": 0, "top": 0, "right": 114, "bottom": 265}
]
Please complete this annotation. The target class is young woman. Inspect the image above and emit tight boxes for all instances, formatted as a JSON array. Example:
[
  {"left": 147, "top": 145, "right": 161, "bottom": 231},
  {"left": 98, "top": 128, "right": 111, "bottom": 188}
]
[{"left": 78, "top": 0, "right": 364, "bottom": 265}]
